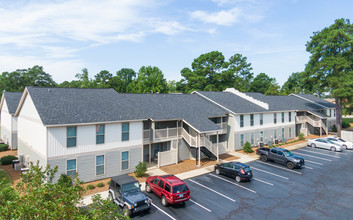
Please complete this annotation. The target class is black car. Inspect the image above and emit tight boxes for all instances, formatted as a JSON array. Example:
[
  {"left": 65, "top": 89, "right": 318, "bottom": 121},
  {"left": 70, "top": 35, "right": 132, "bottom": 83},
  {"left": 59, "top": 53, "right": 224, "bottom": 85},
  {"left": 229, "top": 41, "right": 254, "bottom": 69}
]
[
  {"left": 108, "top": 175, "right": 152, "bottom": 217},
  {"left": 214, "top": 162, "right": 253, "bottom": 182}
]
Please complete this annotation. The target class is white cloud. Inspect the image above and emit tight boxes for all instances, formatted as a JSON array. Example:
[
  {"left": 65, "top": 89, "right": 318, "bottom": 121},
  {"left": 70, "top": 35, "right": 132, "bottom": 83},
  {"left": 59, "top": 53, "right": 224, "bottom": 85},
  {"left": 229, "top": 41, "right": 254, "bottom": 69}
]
[
  {"left": 152, "top": 21, "right": 189, "bottom": 35},
  {"left": 190, "top": 8, "right": 242, "bottom": 26}
]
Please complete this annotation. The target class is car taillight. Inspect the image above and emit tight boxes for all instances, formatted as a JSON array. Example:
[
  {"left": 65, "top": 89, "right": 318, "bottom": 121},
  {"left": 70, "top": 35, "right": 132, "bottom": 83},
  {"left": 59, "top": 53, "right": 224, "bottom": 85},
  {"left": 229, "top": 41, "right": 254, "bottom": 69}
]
[
  {"left": 256, "top": 149, "right": 258, "bottom": 153},
  {"left": 240, "top": 169, "right": 245, "bottom": 174}
]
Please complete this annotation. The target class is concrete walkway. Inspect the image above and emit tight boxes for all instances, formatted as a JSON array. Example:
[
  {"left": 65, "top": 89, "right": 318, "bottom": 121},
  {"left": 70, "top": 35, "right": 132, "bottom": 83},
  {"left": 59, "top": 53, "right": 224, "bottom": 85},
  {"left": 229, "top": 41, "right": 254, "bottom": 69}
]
[{"left": 81, "top": 142, "right": 307, "bottom": 205}]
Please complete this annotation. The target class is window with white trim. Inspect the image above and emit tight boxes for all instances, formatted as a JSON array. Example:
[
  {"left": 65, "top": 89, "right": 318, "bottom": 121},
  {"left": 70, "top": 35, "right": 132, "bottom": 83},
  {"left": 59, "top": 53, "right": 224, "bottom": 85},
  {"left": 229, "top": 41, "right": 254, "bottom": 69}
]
[
  {"left": 288, "top": 112, "right": 291, "bottom": 122},
  {"left": 96, "top": 155, "right": 104, "bottom": 175},
  {"left": 260, "top": 113, "right": 263, "bottom": 125},
  {"left": 240, "top": 134, "right": 244, "bottom": 147},
  {"left": 250, "top": 114, "right": 254, "bottom": 126},
  {"left": 240, "top": 115, "right": 244, "bottom": 127},
  {"left": 274, "top": 113, "right": 277, "bottom": 124},
  {"left": 96, "top": 124, "right": 105, "bottom": 144},
  {"left": 274, "top": 129, "right": 277, "bottom": 139},
  {"left": 282, "top": 112, "right": 285, "bottom": 123},
  {"left": 260, "top": 131, "right": 264, "bottom": 143},
  {"left": 289, "top": 127, "right": 292, "bottom": 138},
  {"left": 67, "top": 159, "right": 76, "bottom": 177},
  {"left": 282, "top": 128, "right": 285, "bottom": 140},
  {"left": 122, "top": 151, "right": 129, "bottom": 170},
  {"left": 251, "top": 133, "right": 254, "bottom": 145}
]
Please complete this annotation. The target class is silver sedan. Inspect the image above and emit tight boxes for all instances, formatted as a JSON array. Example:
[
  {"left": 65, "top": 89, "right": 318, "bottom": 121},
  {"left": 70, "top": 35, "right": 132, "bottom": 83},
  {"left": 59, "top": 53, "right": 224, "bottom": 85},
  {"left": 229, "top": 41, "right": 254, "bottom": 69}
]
[{"left": 307, "top": 138, "right": 343, "bottom": 152}]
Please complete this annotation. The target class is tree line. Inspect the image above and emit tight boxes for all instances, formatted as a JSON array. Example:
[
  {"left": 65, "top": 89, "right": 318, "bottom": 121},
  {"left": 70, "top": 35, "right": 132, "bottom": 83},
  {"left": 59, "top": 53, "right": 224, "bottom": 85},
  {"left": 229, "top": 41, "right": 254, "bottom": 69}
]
[{"left": 1, "top": 18, "right": 353, "bottom": 136}]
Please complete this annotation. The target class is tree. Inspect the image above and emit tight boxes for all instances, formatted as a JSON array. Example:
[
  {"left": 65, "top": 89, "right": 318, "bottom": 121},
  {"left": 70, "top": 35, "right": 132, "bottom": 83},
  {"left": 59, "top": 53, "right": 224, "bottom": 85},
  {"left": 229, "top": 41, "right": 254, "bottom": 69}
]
[
  {"left": 110, "top": 68, "right": 137, "bottom": 93},
  {"left": 227, "top": 54, "right": 254, "bottom": 92},
  {"left": 133, "top": 66, "right": 168, "bottom": 93},
  {"left": 94, "top": 70, "right": 112, "bottom": 88},
  {"left": 304, "top": 18, "right": 353, "bottom": 137},
  {"left": 167, "top": 80, "right": 177, "bottom": 93},
  {"left": 265, "top": 82, "right": 281, "bottom": 95},
  {"left": 0, "top": 65, "right": 57, "bottom": 96},
  {"left": 249, "top": 73, "right": 276, "bottom": 94},
  {"left": 75, "top": 68, "right": 93, "bottom": 88},
  {"left": 0, "top": 162, "right": 124, "bottom": 219},
  {"left": 281, "top": 72, "right": 305, "bottom": 95}
]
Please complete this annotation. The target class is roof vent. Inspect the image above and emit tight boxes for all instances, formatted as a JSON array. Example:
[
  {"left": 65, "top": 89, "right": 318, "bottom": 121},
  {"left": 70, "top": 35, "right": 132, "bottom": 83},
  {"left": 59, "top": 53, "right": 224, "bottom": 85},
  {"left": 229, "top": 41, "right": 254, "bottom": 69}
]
[{"left": 224, "top": 88, "right": 269, "bottom": 110}]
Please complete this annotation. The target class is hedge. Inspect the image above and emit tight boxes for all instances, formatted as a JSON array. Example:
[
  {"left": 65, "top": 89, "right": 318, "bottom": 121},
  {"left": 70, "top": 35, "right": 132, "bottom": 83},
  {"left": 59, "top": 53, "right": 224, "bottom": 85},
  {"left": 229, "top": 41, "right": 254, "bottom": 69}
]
[
  {"left": 0, "top": 155, "right": 18, "bottom": 165},
  {"left": 0, "top": 144, "right": 9, "bottom": 152}
]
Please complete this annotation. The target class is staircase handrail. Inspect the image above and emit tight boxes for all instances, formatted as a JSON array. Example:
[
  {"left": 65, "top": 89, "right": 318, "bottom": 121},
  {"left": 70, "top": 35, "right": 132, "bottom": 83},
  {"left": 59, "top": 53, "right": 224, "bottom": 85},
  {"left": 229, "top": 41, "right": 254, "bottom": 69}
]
[
  {"left": 200, "top": 136, "right": 217, "bottom": 157},
  {"left": 181, "top": 127, "right": 197, "bottom": 147}
]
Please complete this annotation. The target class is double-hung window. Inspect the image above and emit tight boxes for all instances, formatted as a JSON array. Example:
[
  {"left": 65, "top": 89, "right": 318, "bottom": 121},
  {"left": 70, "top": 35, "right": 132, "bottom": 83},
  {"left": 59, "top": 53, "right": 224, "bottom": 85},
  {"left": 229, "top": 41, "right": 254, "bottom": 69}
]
[
  {"left": 274, "top": 113, "right": 277, "bottom": 124},
  {"left": 67, "top": 127, "right": 77, "bottom": 148},
  {"left": 122, "top": 151, "right": 129, "bottom": 170},
  {"left": 240, "top": 115, "right": 244, "bottom": 127},
  {"left": 289, "top": 128, "right": 292, "bottom": 138},
  {"left": 251, "top": 133, "right": 254, "bottom": 145},
  {"left": 96, "top": 155, "right": 104, "bottom": 175},
  {"left": 260, "top": 113, "right": 263, "bottom": 125},
  {"left": 274, "top": 129, "right": 277, "bottom": 139},
  {"left": 96, "top": 124, "right": 105, "bottom": 144},
  {"left": 282, "top": 128, "right": 285, "bottom": 140},
  {"left": 240, "top": 134, "right": 244, "bottom": 147},
  {"left": 260, "top": 131, "right": 264, "bottom": 143},
  {"left": 282, "top": 112, "right": 285, "bottom": 123},
  {"left": 122, "top": 123, "right": 129, "bottom": 141},
  {"left": 250, "top": 114, "right": 254, "bottom": 126},
  {"left": 67, "top": 159, "right": 76, "bottom": 177},
  {"left": 288, "top": 112, "right": 292, "bottom": 122}
]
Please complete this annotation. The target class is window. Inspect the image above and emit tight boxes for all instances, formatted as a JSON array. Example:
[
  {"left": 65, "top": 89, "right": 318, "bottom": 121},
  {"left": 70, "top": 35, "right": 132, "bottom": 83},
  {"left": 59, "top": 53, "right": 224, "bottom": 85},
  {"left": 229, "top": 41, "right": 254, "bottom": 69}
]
[
  {"left": 260, "top": 131, "right": 264, "bottom": 143},
  {"left": 240, "top": 115, "right": 244, "bottom": 127},
  {"left": 251, "top": 133, "right": 254, "bottom": 145},
  {"left": 152, "top": 178, "right": 159, "bottom": 185},
  {"left": 282, "top": 112, "right": 285, "bottom": 123},
  {"left": 278, "top": 151, "right": 283, "bottom": 156},
  {"left": 289, "top": 112, "right": 291, "bottom": 122},
  {"left": 240, "top": 134, "right": 244, "bottom": 147},
  {"left": 67, "top": 127, "right": 77, "bottom": 147},
  {"left": 274, "top": 130, "right": 277, "bottom": 139},
  {"left": 164, "top": 183, "right": 171, "bottom": 193},
  {"left": 122, "top": 123, "right": 129, "bottom": 141},
  {"left": 270, "top": 149, "right": 277, "bottom": 154},
  {"left": 260, "top": 113, "right": 263, "bottom": 125},
  {"left": 334, "top": 109, "right": 336, "bottom": 117},
  {"left": 96, "top": 155, "right": 104, "bottom": 175},
  {"left": 96, "top": 124, "right": 105, "bottom": 144},
  {"left": 121, "top": 151, "right": 129, "bottom": 170},
  {"left": 282, "top": 128, "right": 285, "bottom": 140},
  {"left": 250, "top": 114, "right": 254, "bottom": 126},
  {"left": 158, "top": 180, "right": 165, "bottom": 188},
  {"left": 329, "top": 109, "right": 331, "bottom": 117},
  {"left": 274, "top": 113, "right": 277, "bottom": 124},
  {"left": 289, "top": 128, "right": 292, "bottom": 138},
  {"left": 67, "top": 159, "right": 76, "bottom": 177}
]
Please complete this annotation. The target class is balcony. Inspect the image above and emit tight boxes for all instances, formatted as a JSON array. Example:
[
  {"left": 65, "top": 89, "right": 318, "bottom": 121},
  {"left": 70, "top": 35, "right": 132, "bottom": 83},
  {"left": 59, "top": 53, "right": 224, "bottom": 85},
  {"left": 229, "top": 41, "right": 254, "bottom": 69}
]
[{"left": 143, "top": 127, "right": 181, "bottom": 143}]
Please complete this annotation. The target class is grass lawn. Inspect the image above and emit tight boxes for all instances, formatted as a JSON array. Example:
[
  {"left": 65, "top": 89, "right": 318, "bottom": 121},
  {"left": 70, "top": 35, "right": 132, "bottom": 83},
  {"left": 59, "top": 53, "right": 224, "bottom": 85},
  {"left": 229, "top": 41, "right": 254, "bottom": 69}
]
[{"left": 0, "top": 169, "right": 12, "bottom": 185}]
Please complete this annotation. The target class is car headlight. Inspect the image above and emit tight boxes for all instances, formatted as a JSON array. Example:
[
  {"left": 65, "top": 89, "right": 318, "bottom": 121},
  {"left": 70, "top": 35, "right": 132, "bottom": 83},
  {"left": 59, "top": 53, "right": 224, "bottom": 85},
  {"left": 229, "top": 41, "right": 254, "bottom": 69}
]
[
  {"left": 134, "top": 203, "right": 137, "bottom": 207},
  {"left": 293, "top": 159, "right": 300, "bottom": 163}
]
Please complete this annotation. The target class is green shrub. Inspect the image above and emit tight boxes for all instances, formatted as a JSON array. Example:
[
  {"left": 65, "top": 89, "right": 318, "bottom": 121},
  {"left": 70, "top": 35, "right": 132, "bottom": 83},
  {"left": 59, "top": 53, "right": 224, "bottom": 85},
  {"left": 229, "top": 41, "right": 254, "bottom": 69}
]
[
  {"left": 86, "top": 184, "right": 95, "bottom": 190},
  {"left": 243, "top": 142, "right": 254, "bottom": 153},
  {"left": 96, "top": 182, "right": 104, "bottom": 188},
  {"left": 107, "top": 181, "right": 111, "bottom": 185},
  {"left": 342, "top": 121, "right": 350, "bottom": 128},
  {"left": 0, "top": 155, "right": 18, "bottom": 165},
  {"left": 58, "top": 174, "right": 73, "bottom": 187},
  {"left": 332, "top": 124, "right": 337, "bottom": 132},
  {"left": 134, "top": 162, "right": 147, "bottom": 177},
  {"left": 0, "top": 144, "right": 9, "bottom": 152},
  {"left": 298, "top": 133, "right": 305, "bottom": 141}
]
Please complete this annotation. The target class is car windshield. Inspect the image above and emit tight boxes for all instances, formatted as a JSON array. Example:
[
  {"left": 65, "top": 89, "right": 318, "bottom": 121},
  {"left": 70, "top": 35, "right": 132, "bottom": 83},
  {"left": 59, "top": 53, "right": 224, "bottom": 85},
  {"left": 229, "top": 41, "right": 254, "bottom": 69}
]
[
  {"left": 243, "top": 167, "right": 251, "bottom": 172},
  {"left": 172, "top": 184, "right": 188, "bottom": 193},
  {"left": 122, "top": 182, "right": 140, "bottom": 192},
  {"left": 283, "top": 150, "right": 293, "bottom": 157},
  {"left": 338, "top": 138, "right": 346, "bottom": 142}
]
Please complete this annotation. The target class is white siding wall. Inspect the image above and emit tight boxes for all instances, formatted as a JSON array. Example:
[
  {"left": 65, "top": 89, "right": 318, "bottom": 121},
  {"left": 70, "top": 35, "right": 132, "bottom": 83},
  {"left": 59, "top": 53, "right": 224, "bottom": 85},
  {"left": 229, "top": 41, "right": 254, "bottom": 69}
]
[
  {"left": 0, "top": 101, "right": 12, "bottom": 144},
  {"left": 47, "top": 121, "right": 143, "bottom": 158},
  {"left": 18, "top": 94, "right": 47, "bottom": 165},
  {"left": 234, "top": 111, "right": 295, "bottom": 132}
]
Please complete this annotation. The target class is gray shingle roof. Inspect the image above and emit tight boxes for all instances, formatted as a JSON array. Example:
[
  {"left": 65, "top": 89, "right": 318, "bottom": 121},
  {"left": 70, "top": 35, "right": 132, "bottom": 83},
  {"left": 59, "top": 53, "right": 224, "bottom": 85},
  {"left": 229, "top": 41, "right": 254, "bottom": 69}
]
[
  {"left": 196, "top": 91, "right": 268, "bottom": 114},
  {"left": 290, "top": 94, "right": 336, "bottom": 108},
  {"left": 3, "top": 92, "right": 22, "bottom": 115},
  {"left": 26, "top": 87, "right": 227, "bottom": 132}
]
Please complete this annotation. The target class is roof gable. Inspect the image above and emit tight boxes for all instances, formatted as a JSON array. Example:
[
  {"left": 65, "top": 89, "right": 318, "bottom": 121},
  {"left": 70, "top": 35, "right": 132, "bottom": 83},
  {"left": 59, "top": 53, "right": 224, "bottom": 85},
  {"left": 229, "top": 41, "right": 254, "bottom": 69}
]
[{"left": 1, "top": 92, "right": 22, "bottom": 115}]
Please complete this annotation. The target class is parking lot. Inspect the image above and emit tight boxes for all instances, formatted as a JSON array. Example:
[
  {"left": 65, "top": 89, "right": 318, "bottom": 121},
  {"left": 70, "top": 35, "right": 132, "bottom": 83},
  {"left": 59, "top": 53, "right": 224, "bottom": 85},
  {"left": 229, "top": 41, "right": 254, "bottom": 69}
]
[{"left": 134, "top": 146, "right": 353, "bottom": 219}]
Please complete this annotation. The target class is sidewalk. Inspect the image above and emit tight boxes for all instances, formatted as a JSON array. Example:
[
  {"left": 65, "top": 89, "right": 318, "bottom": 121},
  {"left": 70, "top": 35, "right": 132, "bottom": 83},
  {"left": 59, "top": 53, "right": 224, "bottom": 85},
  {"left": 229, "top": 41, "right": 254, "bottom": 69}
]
[{"left": 81, "top": 142, "right": 307, "bottom": 205}]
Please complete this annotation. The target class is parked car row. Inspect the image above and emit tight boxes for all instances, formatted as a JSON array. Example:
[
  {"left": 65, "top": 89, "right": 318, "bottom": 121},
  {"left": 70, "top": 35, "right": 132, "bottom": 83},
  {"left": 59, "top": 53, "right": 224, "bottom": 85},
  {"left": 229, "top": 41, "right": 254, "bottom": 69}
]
[{"left": 307, "top": 136, "right": 353, "bottom": 151}]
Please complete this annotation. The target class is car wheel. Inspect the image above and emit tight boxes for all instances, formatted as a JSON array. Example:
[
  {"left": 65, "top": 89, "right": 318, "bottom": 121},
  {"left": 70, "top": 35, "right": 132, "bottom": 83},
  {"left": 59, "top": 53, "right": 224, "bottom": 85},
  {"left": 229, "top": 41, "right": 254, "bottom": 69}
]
[
  {"left": 260, "top": 155, "right": 268, "bottom": 162},
  {"left": 145, "top": 183, "right": 152, "bottom": 193},
  {"left": 342, "top": 145, "right": 347, "bottom": 150},
  {"left": 311, "top": 143, "right": 316, "bottom": 148},
  {"left": 161, "top": 195, "right": 168, "bottom": 207},
  {"left": 235, "top": 175, "right": 241, "bottom": 183},
  {"left": 215, "top": 168, "right": 220, "bottom": 175},
  {"left": 123, "top": 205, "right": 132, "bottom": 217},
  {"left": 287, "top": 162, "right": 294, "bottom": 170},
  {"left": 330, "top": 147, "right": 336, "bottom": 152}
]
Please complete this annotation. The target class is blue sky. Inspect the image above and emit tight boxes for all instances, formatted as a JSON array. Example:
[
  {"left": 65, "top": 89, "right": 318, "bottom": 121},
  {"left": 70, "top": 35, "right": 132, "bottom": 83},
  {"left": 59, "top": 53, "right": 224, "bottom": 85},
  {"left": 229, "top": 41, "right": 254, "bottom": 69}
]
[{"left": 0, "top": 0, "right": 353, "bottom": 86}]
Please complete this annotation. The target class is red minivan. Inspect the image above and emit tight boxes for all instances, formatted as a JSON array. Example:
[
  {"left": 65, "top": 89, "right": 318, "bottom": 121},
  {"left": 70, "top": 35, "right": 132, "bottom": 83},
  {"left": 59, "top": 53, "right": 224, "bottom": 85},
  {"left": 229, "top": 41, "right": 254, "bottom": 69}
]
[{"left": 145, "top": 175, "right": 190, "bottom": 206}]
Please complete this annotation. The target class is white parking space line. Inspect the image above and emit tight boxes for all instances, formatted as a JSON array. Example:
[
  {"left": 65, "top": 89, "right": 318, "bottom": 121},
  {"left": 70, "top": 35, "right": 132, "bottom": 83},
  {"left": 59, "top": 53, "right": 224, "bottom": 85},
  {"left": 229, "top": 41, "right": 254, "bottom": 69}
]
[
  {"left": 304, "top": 165, "right": 314, "bottom": 170},
  {"left": 256, "top": 161, "right": 302, "bottom": 175},
  {"left": 152, "top": 203, "right": 176, "bottom": 220},
  {"left": 188, "top": 179, "right": 236, "bottom": 202},
  {"left": 253, "top": 178, "right": 274, "bottom": 186},
  {"left": 294, "top": 152, "right": 332, "bottom": 161},
  {"left": 298, "top": 149, "right": 340, "bottom": 158},
  {"left": 190, "top": 199, "right": 212, "bottom": 212},
  {"left": 305, "top": 160, "right": 324, "bottom": 165},
  {"left": 251, "top": 167, "right": 289, "bottom": 180},
  {"left": 209, "top": 174, "right": 256, "bottom": 193}
]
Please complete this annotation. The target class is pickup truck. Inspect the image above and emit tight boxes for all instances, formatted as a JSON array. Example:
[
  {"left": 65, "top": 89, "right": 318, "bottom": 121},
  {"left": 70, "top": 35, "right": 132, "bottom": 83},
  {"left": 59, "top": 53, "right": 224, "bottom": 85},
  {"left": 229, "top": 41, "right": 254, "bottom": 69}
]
[{"left": 256, "top": 147, "right": 305, "bottom": 169}]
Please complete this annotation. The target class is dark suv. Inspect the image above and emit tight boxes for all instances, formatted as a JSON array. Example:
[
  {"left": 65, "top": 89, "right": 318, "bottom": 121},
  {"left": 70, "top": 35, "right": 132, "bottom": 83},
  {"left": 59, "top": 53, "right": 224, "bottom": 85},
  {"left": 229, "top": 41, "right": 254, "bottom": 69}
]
[
  {"left": 108, "top": 175, "right": 151, "bottom": 217},
  {"left": 214, "top": 162, "right": 253, "bottom": 182},
  {"left": 145, "top": 175, "right": 190, "bottom": 206},
  {"left": 256, "top": 147, "right": 305, "bottom": 169}
]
